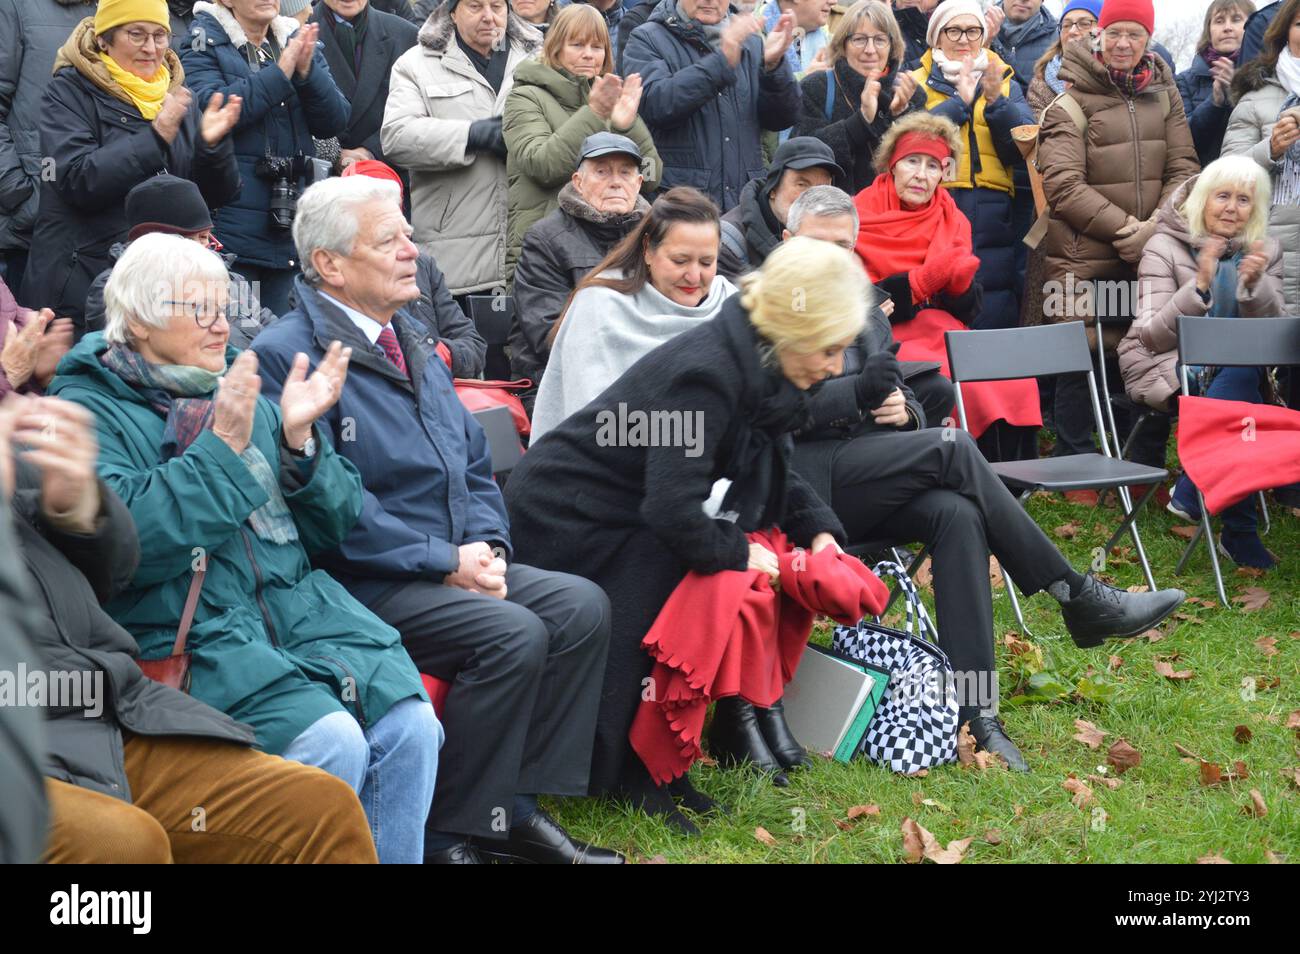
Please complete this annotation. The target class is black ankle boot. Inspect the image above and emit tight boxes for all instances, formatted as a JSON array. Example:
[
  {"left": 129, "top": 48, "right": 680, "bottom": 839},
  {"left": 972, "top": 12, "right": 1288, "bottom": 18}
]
[
  {"left": 612, "top": 766, "right": 700, "bottom": 835},
  {"left": 707, "top": 697, "right": 789, "bottom": 786},
  {"left": 1058, "top": 574, "right": 1186, "bottom": 648},
  {"left": 967, "top": 714, "right": 1029, "bottom": 772},
  {"left": 666, "top": 775, "right": 726, "bottom": 816},
  {"left": 752, "top": 698, "right": 813, "bottom": 770}
]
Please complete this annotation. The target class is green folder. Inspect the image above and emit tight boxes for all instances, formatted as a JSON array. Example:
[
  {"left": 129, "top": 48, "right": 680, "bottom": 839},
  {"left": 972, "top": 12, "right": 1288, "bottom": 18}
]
[{"left": 833, "top": 660, "right": 889, "bottom": 764}]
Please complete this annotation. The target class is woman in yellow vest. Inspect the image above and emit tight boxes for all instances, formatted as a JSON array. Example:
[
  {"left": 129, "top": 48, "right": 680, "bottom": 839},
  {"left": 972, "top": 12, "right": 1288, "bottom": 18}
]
[{"left": 910, "top": 0, "right": 1033, "bottom": 331}]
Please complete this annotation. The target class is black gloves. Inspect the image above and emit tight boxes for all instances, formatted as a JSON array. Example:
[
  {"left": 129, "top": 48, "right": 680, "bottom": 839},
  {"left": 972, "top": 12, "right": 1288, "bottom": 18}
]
[
  {"left": 466, "top": 116, "right": 507, "bottom": 159},
  {"left": 854, "top": 341, "right": 902, "bottom": 410}
]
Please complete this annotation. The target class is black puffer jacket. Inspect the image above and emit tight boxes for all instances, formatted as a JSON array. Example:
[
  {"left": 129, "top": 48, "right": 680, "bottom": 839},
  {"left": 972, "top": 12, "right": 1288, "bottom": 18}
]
[
  {"left": 11, "top": 463, "right": 255, "bottom": 804},
  {"left": 795, "top": 59, "right": 926, "bottom": 194},
  {"left": 718, "top": 177, "right": 782, "bottom": 280}
]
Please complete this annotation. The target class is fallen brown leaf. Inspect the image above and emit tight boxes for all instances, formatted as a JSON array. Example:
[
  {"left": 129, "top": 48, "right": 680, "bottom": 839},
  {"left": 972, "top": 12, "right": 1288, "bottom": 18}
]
[
  {"left": 1088, "top": 773, "right": 1123, "bottom": 790},
  {"left": 1233, "top": 587, "right": 1272, "bottom": 612},
  {"left": 912, "top": 790, "right": 923, "bottom": 807},
  {"left": 1288, "top": 710, "right": 1300, "bottom": 730},
  {"left": 1141, "top": 628, "right": 1166, "bottom": 643},
  {"left": 1234, "top": 725, "right": 1254, "bottom": 744},
  {"left": 753, "top": 826, "right": 777, "bottom": 846},
  {"left": 1255, "top": 636, "right": 1280, "bottom": 657},
  {"left": 1062, "top": 774, "right": 1095, "bottom": 809},
  {"left": 1235, "top": 566, "right": 1266, "bottom": 578},
  {"left": 1154, "top": 658, "right": 1194, "bottom": 680},
  {"left": 1108, "top": 654, "right": 1124, "bottom": 670},
  {"left": 1170, "top": 524, "right": 1198, "bottom": 539},
  {"left": 1229, "top": 760, "right": 1250, "bottom": 781},
  {"left": 988, "top": 557, "right": 1004, "bottom": 590},
  {"left": 1266, "top": 851, "right": 1284, "bottom": 864},
  {"left": 1107, "top": 739, "right": 1142, "bottom": 775},
  {"left": 984, "top": 828, "right": 1003, "bottom": 845},
  {"left": 912, "top": 557, "right": 932, "bottom": 590},
  {"left": 1053, "top": 521, "right": 1081, "bottom": 539},
  {"left": 1258, "top": 676, "right": 1282, "bottom": 692},
  {"left": 973, "top": 750, "right": 1006, "bottom": 771},
  {"left": 833, "top": 819, "right": 853, "bottom": 831},
  {"left": 846, "top": 804, "right": 880, "bottom": 819},
  {"left": 899, "top": 817, "right": 972, "bottom": 865},
  {"left": 1281, "top": 767, "right": 1300, "bottom": 791},
  {"left": 957, "top": 722, "right": 976, "bottom": 767},
  {"left": 1126, "top": 584, "right": 1150, "bottom": 593},
  {"left": 1073, "top": 719, "right": 1108, "bottom": 750},
  {"left": 1199, "top": 761, "right": 1223, "bottom": 786},
  {"left": 1197, "top": 854, "right": 1233, "bottom": 864},
  {"left": 1243, "top": 790, "right": 1268, "bottom": 818},
  {"left": 1174, "top": 742, "right": 1202, "bottom": 760}
]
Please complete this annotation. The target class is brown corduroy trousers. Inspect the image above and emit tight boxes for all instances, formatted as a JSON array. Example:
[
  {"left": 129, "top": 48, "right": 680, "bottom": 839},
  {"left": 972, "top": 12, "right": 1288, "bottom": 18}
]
[{"left": 43, "top": 735, "right": 378, "bottom": 864}]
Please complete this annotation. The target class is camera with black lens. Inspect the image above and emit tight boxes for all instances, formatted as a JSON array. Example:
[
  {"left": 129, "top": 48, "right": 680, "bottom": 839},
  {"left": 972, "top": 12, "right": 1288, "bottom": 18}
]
[{"left": 255, "top": 156, "right": 300, "bottom": 232}]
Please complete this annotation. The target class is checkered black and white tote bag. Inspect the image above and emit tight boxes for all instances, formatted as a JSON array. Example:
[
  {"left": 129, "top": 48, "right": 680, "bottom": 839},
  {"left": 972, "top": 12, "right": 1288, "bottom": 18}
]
[{"left": 831, "top": 560, "right": 959, "bottom": 774}]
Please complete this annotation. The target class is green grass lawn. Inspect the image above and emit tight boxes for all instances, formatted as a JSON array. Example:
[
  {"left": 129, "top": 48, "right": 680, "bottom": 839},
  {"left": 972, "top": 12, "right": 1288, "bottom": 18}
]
[{"left": 547, "top": 489, "right": 1300, "bottom": 863}]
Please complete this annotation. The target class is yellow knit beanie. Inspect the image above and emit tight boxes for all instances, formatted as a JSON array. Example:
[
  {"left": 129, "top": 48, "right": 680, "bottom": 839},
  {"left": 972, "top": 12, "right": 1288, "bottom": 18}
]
[{"left": 94, "top": 0, "right": 171, "bottom": 35}]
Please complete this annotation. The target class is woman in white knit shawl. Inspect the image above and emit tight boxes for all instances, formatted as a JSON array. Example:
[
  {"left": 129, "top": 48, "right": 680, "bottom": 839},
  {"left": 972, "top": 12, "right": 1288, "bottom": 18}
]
[{"left": 530, "top": 187, "right": 739, "bottom": 440}]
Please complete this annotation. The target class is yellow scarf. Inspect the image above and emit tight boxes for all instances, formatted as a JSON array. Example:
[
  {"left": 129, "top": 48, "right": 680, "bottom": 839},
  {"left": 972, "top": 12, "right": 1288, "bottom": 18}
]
[{"left": 98, "top": 53, "right": 171, "bottom": 120}]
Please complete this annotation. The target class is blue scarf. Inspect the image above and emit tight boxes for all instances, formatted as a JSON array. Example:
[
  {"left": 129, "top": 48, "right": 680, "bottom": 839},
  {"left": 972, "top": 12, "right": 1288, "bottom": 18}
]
[{"left": 1044, "top": 54, "right": 1065, "bottom": 95}]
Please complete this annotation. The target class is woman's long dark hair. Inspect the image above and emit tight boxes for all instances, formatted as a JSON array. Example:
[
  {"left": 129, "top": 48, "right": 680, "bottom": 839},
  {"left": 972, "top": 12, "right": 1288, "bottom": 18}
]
[
  {"left": 548, "top": 187, "right": 720, "bottom": 343},
  {"left": 1234, "top": 0, "right": 1300, "bottom": 97}
]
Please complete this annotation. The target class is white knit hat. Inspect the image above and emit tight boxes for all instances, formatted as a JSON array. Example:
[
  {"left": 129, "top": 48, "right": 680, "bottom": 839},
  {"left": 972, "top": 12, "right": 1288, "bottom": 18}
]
[{"left": 925, "top": 0, "right": 987, "bottom": 48}]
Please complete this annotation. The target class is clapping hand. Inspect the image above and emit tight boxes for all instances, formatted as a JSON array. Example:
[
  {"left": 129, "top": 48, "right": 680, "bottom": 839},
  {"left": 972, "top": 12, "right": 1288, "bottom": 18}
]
[
  {"left": 805, "top": 46, "right": 832, "bottom": 76},
  {"left": 2, "top": 309, "right": 72, "bottom": 389},
  {"left": 1237, "top": 240, "right": 1268, "bottom": 291},
  {"left": 200, "top": 91, "right": 243, "bottom": 146},
  {"left": 982, "top": 65, "right": 1002, "bottom": 103},
  {"left": 762, "top": 12, "right": 796, "bottom": 71},
  {"left": 152, "top": 87, "right": 192, "bottom": 144},
  {"left": 588, "top": 72, "right": 625, "bottom": 121},
  {"left": 860, "top": 68, "right": 882, "bottom": 123},
  {"left": 983, "top": 5, "right": 1004, "bottom": 46},
  {"left": 280, "top": 340, "right": 350, "bottom": 450},
  {"left": 1195, "top": 235, "right": 1228, "bottom": 294},
  {"left": 610, "top": 73, "right": 643, "bottom": 130},
  {"left": 11, "top": 397, "right": 100, "bottom": 532},
  {"left": 955, "top": 55, "right": 978, "bottom": 106},
  {"left": 890, "top": 70, "right": 917, "bottom": 116},
  {"left": 1209, "top": 57, "right": 1235, "bottom": 107},
  {"left": 213, "top": 350, "right": 261, "bottom": 455},
  {"left": 720, "top": 13, "right": 762, "bottom": 68}
]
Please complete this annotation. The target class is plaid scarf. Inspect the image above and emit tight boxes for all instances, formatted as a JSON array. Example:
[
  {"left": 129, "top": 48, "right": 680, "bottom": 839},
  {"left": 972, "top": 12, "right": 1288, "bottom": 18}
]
[
  {"left": 100, "top": 345, "right": 299, "bottom": 545},
  {"left": 1098, "top": 50, "right": 1155, "bottom": 98}
]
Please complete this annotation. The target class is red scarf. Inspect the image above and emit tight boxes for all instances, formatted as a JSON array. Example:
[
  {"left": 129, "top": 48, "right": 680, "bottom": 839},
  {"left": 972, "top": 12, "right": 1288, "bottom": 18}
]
[
  {"left": 628, "top": 529, "right": 889, "bottom": 784},
  {"left": 853, "top": 173, "right": 972, "bottom": 285}
]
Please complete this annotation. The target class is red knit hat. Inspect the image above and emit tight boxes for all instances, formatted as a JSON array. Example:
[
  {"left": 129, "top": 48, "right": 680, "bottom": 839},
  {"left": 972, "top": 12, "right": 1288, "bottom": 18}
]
[
  {"left": 1099, "top": 0, "right": 1154, "bottom": 36},
  {"left": 890, "top": 132, "right": 952, "bottom": 168}
]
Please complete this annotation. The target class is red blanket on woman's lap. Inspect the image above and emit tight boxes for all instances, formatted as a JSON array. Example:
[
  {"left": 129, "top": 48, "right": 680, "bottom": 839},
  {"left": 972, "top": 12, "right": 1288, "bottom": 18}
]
[
  {"left": 628, "top": 529, "right": 889, "bottom": 785},
  {"left": 894, "top": 308, "right": 1042, "bottom": 438}
]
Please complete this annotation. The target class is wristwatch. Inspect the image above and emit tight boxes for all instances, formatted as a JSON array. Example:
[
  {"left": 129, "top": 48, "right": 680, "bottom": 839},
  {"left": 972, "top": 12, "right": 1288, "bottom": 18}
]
[{"left": 287, "top": 435, "right": 317, "bottom": 460}]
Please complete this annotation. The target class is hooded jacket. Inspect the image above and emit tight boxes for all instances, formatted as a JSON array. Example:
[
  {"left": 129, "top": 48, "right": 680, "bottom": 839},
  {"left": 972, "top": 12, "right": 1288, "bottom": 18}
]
[
  {"left": 21, "top": 18, "right": 240, "bottom": 329},
  {"left": 180, "top": 2, "right": 350, "bottom": 272},
  {"left": 510, "top": 181, "right": 649, "bottom": 382},
  {"left": 382, "top": 4, "right": 542, "bottom": 293},
  {"left": 1118, "top": 175, "right": 1285, "bottom": 411},
  {"left": 502, "top": 55, "right": 659, "bottom": 278},
  {"left": 1038, "top": 41, "right": 1200, "bottom": 307},
  {"left": 49, "top": 334, "right": 424, "bottom": 754},
  {"left": 622, "top": 0, "right": 801, "bottom": 211}
]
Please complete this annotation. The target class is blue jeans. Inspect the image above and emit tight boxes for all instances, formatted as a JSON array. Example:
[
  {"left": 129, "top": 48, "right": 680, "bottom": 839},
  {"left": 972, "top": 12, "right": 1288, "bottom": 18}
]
[
  {"left": 282, "top": 698, "right": 442, "bottom": 863},
  {"left": 1174, "top": 366, "right": 1265, "bottom": 533}
]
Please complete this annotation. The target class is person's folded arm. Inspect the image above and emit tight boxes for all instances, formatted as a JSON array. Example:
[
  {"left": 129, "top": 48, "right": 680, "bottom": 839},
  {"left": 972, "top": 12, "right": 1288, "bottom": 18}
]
[{"left": 624, "top": 31, "right": 736, "bottom": 127}]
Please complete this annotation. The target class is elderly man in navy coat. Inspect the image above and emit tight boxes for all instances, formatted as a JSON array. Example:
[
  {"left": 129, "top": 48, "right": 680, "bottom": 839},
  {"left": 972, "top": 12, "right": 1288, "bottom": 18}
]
[{"left": 252, "top": 175, "right": 619, "bottom": 866}]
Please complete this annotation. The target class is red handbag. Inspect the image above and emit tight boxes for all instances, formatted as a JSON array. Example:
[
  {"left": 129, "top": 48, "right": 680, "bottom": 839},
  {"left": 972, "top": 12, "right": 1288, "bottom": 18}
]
[
  {"left": 453, "top": 378, "right": 533, "bottom": 439},
  {"left": 136, "top": 569, "right": 205, "bottom": 692}
]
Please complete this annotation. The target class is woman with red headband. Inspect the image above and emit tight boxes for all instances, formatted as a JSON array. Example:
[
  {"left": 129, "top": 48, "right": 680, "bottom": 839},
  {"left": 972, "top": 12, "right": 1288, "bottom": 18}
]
[{"left": 853, "top": 112, "right": 1042, "bottom": 457}]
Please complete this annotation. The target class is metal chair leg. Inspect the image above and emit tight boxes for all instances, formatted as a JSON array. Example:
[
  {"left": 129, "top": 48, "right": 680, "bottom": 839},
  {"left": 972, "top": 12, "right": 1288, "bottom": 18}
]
[
  {"left": 1175, "top": 523, "right": 1205, "bottom": 575},
  {"left": 1258, "top": 491, "right": 1271, "bottom": 536},
  {"left": 1197, "top": 488, "right": 1229, "bottom": 607},
  {"left": 1002, "top": 567, "right": 1032, "bottom": 637}
]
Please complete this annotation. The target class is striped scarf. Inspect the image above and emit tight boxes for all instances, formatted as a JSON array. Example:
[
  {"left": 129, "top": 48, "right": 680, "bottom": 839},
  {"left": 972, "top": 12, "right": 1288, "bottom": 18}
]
[
  {"left": 1274, "top": 93, "right": 1300, "bottom": 208},
  {"left": 100, "top": 345, "right": 299, "bottom": 545}
]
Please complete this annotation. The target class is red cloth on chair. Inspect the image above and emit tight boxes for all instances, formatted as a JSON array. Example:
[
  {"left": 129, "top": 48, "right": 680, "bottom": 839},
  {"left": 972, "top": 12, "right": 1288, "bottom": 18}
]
[
  {"left": 893, "top": 308, "right": 1043, "bottom": 439},
  {"left": 628, "top": 528, "right": 890, "bottom": 785},
  {"left": 1177, "top": 395, "right": 1300, "bottom": 514}
]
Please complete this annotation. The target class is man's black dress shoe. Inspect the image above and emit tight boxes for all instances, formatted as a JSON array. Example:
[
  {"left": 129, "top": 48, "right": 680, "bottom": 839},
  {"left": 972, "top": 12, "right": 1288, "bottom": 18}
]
[
  {"left": 426, "top": 842, "right": 485, "bottom": 864},
  {"left": 1059, "top": 574, "right": 1186, "bottom": 648},
  {"left": 476, "top": 810, "right": 626, "bottom": 864},
  {"left": 967, "top": 715, "right": 1029, "bottom": 772}
]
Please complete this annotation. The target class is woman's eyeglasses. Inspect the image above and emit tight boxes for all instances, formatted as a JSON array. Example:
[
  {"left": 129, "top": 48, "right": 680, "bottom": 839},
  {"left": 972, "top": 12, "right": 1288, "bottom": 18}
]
[
  {"left": 163, "top": 300, "right": 234, "bottom": 331},
  {"left": 846, "top": 33, "right": 891, "bottom": 51},
  {"left": 1060, "top": 16, "right": 1097, "bottom": 35},
  {"left": 122, "top": 28, "right": 171, "bottom": 48},
  {"left": 940, "top": 25, "right": 985, "bottom": 43}
]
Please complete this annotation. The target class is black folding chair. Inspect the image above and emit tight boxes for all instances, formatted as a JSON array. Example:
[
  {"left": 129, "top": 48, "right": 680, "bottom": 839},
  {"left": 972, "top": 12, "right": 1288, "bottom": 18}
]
[
  {"left": 1174, "top": 315, "right": 1300, "bottom": 606},
  {"left": 472, "top": 405, "right": 523, "bottom": 480},
  {"left": 946, "top": 321, "right": 1168, "bottom": 635},
  {"left": 466, "top": 294, "right": 516, "bottom": 381}
]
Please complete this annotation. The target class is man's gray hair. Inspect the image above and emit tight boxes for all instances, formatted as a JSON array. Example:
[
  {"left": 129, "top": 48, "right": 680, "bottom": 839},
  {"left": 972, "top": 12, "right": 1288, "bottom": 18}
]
[
  {"left": 293, "top": 176, "right": 403, "bottom": 285},
  {"left": 103, "top": 233, "right": 230, "bottom": 346},
  {"left": 786, "top": 185, "right": 859, "bottom": 236}
]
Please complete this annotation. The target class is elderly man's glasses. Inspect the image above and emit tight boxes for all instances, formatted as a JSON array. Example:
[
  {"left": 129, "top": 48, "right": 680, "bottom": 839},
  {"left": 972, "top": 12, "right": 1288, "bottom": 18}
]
[
  {"left": 163, "top": 299, "right": 234, "bottom": 330},
  {"left": 941, "top": 25, "right": 985, "bottom": 43},
  {"left": 847, "top": 33, "right": 891, "bottom": 51},
  {"left": 122, "top": 28, "right": 172, "bottom": 48}
]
